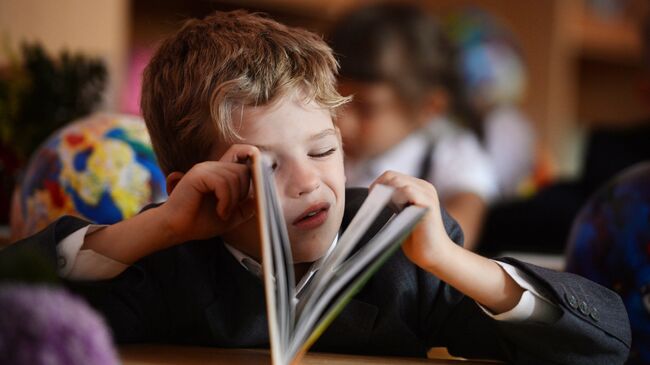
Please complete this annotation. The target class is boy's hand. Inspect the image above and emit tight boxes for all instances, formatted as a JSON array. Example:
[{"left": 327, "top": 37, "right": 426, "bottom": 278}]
[
  {"left": 371, "top": 171, "right": 455, "bottom": 271},
  {"left": 159, "top": 144, "right": 260, "bottom": 245},
  {"left": 372, "top": 171, "right": 525, "bottom": 314}
]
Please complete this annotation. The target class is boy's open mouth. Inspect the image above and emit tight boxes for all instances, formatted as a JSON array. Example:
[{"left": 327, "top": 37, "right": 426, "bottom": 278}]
[{"left": 292, "top": 202, "right": 330, "bottom": 230}]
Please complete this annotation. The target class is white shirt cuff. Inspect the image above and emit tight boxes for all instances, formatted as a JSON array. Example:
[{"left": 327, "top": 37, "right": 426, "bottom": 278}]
[
  {"left": 478, "top": 261, "right": 561, "bottom": 323},
  {"left": 57, "top": 224, "right": 129, "bottom": 280}
]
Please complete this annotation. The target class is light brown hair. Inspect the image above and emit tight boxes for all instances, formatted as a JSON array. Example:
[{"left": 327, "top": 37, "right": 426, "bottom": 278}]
[{"left": 141, "top": 10, "right": 349, "bottom": 174}]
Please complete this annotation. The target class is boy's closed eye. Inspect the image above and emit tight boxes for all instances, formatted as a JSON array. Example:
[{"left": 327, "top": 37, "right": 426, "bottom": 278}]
[
  {"left": 309, "top": 148, "right": 337, "bottom": 158},
  {"left": 266, "top": 147, "right": 337, "bottom": 172}
]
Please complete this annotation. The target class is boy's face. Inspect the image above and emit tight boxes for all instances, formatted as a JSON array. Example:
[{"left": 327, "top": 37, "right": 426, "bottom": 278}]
[
  {"left": 337, "top": 80, "right": 419, "bottom": 161},
  {"left": 216, "top": 93, "right": 346, "bottom": 263}
]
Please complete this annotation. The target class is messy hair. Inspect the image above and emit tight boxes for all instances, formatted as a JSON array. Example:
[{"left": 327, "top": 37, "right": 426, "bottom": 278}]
[{"left": 141, "top": 10, "right": 349, "bottom": 174}]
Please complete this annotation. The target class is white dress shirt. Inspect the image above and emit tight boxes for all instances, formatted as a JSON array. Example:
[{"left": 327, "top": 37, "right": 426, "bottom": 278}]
[
  {"left": 345, "top": 117, "right": 499, "bottom": 203},
  {"left": 483, "top": 105, "right": 535, "bottom": 197}
]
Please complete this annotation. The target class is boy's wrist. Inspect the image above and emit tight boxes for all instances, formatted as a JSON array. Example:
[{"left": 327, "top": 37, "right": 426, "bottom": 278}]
[
  {"left": 417, "top": 235, "right": 459, "bottom": 275},
  {"left": 150, "top": 204, "right": 184, "bottom": 249},
  {"left": 79, "top": 206, "right": 179, "bottom": 265}
]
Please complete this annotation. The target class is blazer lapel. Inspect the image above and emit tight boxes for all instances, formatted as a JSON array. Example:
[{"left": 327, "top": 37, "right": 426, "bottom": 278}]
[
  {"left": 204, "top": 189, "right": 384, "bottom": 349},
  {"left": 313, "top": 298, "right": 379, "bottom": 352},
  {"left": 204, "top": 242, "right": 269, "bottom": 347}
]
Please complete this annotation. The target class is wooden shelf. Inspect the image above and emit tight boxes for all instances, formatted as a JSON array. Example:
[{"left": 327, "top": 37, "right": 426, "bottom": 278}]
[{"left": 571, "top": 9, "right": 643, "bottom": 63}]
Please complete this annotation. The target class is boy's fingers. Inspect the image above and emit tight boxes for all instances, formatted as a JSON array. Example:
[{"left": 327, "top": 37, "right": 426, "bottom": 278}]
[
  {"left": 212, "top": 163, "right": 251, "bottom": 204},
  {"left": 221, "top": 169, "right": 241, "bottom": 220},
  {"left": 371, "top": 171, "right": 440, "bottom": 212},
  {"left": 197, "top": 162, "right": 251, "bottom": 203},
  {"left": 390, "top": 185, "right": 420, "bottom": 211},
  {"left": 203, "top": 173, "right": 232, "bottom": 220},
  {"left": 214, "top": 163, "right": 251, "bottom": 198},
  {"left": 227, "top": 196, "right": 256, "bottom": 228},
  {"left": 198, "top": 174, "right": 225, "bottom": 219},
  {"left": 233, "top": 164, "right": 252, "bottom": 201},
  {"left": 220, "top": 144, "right": 261, "bottom": 164},
  {"left": 202, "top": 158, "right": 252, "bottom": 202},
  {"left": 371, "top": 170, "right": 401, "bottom": 191}
]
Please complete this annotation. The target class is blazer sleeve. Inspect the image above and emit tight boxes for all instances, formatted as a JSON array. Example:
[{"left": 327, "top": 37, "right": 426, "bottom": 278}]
[
  {"left": 418, "top": 208, "right": 631, "bottom": 364},
  {"left": 494, "top": 258, "right": 630, "bottom": 364},
  {"left": 64, "top": 252, "right": 174, "bottom": 343},
  {"left": 422, "top": 258, "right": 631, "bottom": 364},
  {"left": 1, "top": 215, "right": 92, "bottom": 271},
  {"left": 1, "top": 215, "right": 171, "bottom": 343}
]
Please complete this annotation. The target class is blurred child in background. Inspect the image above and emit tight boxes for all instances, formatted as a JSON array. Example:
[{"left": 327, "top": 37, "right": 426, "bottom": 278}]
[
  {"left": 329, "top": 3, "right": 497, "bottom": 249},
  {"left": 444, "top": 9, "right": 536, "bottom": 199}
]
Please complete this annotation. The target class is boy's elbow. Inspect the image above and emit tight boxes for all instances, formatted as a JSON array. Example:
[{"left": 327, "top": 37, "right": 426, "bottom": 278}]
[
  {"left": 610, "top": 339, "right": 631, "bottom": 365},
  {"left": 605, "top": 311, "right": 631, "bottom": 365}
]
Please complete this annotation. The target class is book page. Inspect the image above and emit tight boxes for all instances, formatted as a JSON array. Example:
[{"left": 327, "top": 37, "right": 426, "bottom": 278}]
[
  {"left": 295, "top": 184, "right": 395, "bottom": 319},
  {"left": 266, "top": 169, "right": 295, "bottom": 346},
  {"left": 251, "top": 153, "right": 427, "bottom": 365},
  {"left": 289, "top": 205, "right": 427, "bottom": 360},
  {"left": 250, "top": 154, "right": 296, "bottom": 365}
]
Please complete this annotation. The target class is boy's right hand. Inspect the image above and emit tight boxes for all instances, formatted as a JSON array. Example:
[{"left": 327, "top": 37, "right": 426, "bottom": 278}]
[{"left": 158, "top": 144, "right": 259, "bottom": 245}]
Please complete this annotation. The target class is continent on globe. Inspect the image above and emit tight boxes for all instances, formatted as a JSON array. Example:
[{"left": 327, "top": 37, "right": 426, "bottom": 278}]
[{"left": 12, "top": 113, "right": 167, "bottom": 239}]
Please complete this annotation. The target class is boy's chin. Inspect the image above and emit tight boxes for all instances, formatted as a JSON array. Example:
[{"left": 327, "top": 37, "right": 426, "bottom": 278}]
[{"left": 291, "top": 243, "right": 330, "bottom": 264}]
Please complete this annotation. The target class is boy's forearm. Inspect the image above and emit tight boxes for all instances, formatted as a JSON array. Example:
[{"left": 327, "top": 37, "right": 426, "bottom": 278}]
[
  {"left": 81, "top": 206, "right": 177, "bottom": 265},
  {"left": 443, "top": 193, "right": 486, "bottom": 251},
  {"left": 423, "top": 239, "right": 524, "bottom": 314}
]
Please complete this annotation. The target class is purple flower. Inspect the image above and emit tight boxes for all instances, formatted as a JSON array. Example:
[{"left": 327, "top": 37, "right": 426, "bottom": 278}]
[{"left": 0, "top": 283, "right": 118, "bottom": 365}]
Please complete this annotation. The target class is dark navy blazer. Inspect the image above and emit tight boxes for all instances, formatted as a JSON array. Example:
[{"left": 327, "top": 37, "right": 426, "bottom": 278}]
[{"left": 7, "top": 188, "right": 631, "bottom": 364}]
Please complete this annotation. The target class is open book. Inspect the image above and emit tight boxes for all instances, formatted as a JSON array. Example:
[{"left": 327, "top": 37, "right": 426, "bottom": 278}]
[{"left": 249, "top": 154, "right": 428, "bottom": 365}]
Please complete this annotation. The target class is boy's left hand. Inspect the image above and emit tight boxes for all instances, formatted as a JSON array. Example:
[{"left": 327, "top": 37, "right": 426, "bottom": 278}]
[
  {"left": 371, "top": 171, "right": 455, "bottom": 271},
  {"left": 373, "top": 172, "right": 525, "bottom": 315}
]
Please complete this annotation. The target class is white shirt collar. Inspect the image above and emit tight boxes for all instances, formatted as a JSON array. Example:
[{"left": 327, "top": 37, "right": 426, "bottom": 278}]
[{"left": 224, "top": 234, "right": 339, "bottom": 295}]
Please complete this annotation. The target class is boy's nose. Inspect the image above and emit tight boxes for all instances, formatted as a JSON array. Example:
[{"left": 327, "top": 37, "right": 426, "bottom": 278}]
[{"left": 286, "top": 162, "right": 320, "bottom": 198}]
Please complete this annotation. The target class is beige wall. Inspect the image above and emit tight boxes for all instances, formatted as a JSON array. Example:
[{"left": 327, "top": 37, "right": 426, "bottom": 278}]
[{"left": 0, "top": 0, "right": 129, "bottom": 109}]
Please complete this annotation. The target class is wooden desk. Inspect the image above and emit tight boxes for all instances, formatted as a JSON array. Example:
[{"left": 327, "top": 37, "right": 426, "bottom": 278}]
[{"left": 120, "top": 345, "right": 500, "bottom": 365}]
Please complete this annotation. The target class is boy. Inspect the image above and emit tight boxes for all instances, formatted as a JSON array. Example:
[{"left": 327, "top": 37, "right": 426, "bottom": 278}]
[{"left": 8, "top": 10, "right": 629, "bottom": 364}]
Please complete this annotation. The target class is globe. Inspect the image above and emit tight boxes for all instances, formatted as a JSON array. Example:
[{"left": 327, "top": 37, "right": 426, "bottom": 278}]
[
  {"left": 566, "top": 162, "right": 650, "bottom": 364},
  {"left": 13, "top": 113, "right": 167, "bottom": 238}
]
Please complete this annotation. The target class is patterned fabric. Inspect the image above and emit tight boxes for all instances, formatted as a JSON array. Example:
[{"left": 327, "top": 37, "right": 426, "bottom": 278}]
[
  {"left": 566, "top": 162, "right": 650, "bottom": 364},
  {"left": 16, "top": 113, "right": 166, "bottom": 235}
]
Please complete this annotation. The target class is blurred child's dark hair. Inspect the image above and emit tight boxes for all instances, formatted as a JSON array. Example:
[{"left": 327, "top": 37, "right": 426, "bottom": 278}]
[{"left": 328, "top": 3, "right": 482, "bottom": 137}]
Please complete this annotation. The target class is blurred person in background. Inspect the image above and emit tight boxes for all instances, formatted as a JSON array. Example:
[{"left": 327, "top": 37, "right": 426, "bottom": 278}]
[
  {"left": 444, "top": 9, "right": 536, "bottom": 199},
  {"left": 329, "top": 3, "right": 498, "bottom": 250},
  {"left": 477, "top": 14, "right": 650, "bottom": 256}
]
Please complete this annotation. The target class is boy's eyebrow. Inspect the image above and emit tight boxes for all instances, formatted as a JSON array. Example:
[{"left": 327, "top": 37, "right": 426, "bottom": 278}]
[
  {"left": 308, "top": 128, "right": 337, "bottom": 141},
  {"left": 255, "top": 128, "right": 337, "bottom": 150}
]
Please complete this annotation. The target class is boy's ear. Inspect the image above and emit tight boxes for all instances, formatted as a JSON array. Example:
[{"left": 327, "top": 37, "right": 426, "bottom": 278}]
[{"left": 166, "top": 172, "right": 184, "bottom": 195}]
